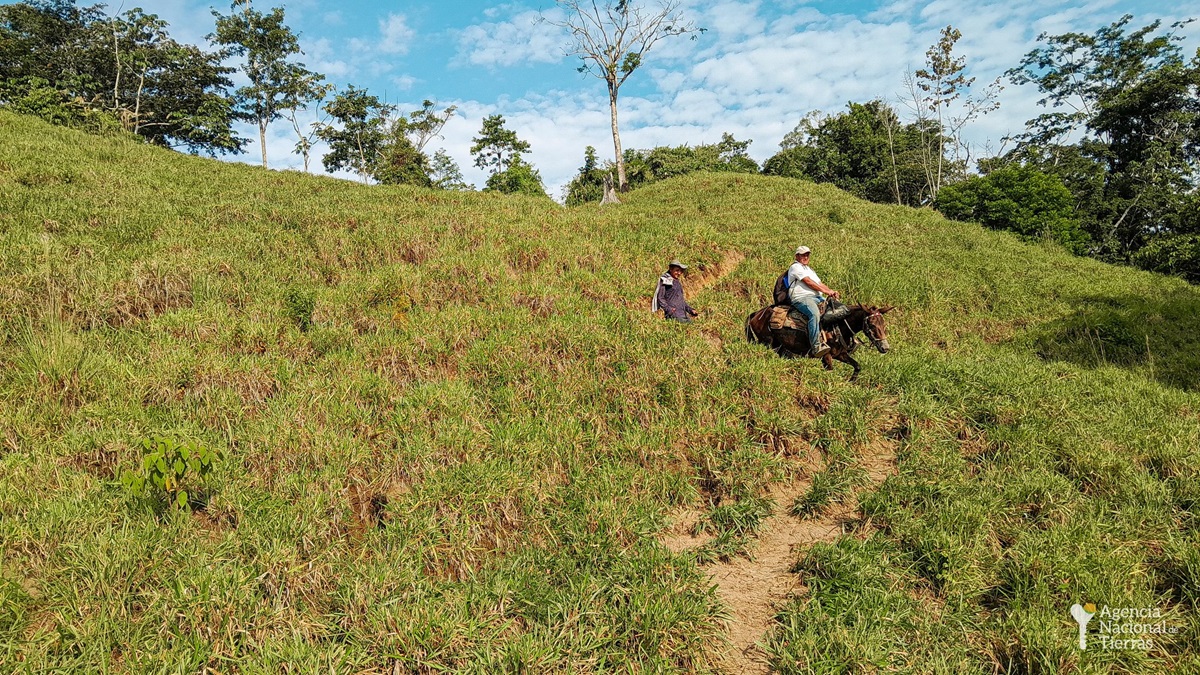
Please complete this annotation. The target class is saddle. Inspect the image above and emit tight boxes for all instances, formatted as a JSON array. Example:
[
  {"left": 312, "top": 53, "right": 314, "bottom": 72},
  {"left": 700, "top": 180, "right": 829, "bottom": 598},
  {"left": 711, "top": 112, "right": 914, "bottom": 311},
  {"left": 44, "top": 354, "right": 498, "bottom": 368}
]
[
  {"left": 768, "top": 300, "right": 857, "bottom": 353},
  {"left": 768, "top": 299, "right": 851, "bottom": 330}
]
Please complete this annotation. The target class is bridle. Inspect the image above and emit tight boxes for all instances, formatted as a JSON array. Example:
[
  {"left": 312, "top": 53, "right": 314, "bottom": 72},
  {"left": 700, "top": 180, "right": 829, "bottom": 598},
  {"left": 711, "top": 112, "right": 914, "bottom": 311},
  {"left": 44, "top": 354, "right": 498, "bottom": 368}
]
[{"left": 861, "top": 311, "right": 887, "bottom": 351}]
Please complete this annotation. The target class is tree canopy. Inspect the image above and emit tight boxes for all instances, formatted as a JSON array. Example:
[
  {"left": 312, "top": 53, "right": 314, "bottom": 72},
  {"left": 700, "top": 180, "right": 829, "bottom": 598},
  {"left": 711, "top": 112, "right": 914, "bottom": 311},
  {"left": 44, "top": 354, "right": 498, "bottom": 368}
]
[
  {"left": 548, "top": 0, "right": 699, "bottom": 192},
  {"left": 936, "top": 165, "right": 1089, "bottom": 253},
  {"left": 1004, "top": 15, "right": 1200, "bottom": 275},
  {"left": 210, "top": 2, "right": 325, "bottom": 168},
  {"left": 764, "top": 101, "right": 937, "bottom": 207},
  {"left": 470, "top": 114, "right": 530, "bottom": 175},
  {"left": 0, "top": 0, "right": 243, "bottom": 154},
  {"left": 564, "top": 134, "right": 758, "bottom": 205}
]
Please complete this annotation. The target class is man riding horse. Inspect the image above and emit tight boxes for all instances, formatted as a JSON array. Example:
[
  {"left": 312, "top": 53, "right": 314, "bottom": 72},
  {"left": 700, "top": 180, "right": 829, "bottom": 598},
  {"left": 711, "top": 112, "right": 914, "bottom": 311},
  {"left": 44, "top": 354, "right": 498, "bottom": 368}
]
[
  {"left": 786, "top": 245, "right": 840, "bottom": 357},
  {"left": 745, "top": 245, "right": 894, "bottom": 379}
]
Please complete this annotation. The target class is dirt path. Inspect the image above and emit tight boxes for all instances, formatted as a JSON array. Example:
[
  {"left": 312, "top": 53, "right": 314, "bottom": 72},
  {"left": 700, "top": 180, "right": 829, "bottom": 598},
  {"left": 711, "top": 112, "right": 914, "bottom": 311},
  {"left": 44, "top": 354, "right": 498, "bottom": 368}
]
[
  {"left": 662, "top": 434, "right": 897, "bottom": 674},
  {"left": 657, "top": 248, "right": 900, "bottom": 672},
  {"left": 688, "top": 250, "right": 745, "bottom": 295}
]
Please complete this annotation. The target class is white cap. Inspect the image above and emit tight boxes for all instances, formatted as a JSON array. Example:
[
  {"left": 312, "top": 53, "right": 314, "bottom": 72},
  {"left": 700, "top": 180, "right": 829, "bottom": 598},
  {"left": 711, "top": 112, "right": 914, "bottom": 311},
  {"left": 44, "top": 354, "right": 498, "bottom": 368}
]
[{"left": 795, "top": 245, "right": 811, "bottom": 256}]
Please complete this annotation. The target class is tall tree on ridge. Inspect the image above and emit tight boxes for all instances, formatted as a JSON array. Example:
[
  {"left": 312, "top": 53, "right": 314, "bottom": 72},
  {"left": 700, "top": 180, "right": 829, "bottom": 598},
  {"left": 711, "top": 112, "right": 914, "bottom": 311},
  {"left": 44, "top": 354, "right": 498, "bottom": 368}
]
[
  {"left": 470, "top": 114, "right": 530, "bottom": 176},
  {"left": 210, "top": 0, "right": 324, "bottom": 168},
  {"left": 547, "top": 0, "right": 700, "bottom": 194},
  {"left": 375, "top": 101, "right": 455, "bottom": 187},
  {"left": 283, "top": 73, "right": 331, "bottom": 173},
  {"left": 314, "top": 86, "right": 392, "bottom": 183},
  {"left": 429, "top": 149, "right": 472, "bottom": 191},
  {"left": 470, "top": 115, "right": 545, "bottom": 197},
  {"left": 907, "top": 25, "right": 974, "bottom": 200}
]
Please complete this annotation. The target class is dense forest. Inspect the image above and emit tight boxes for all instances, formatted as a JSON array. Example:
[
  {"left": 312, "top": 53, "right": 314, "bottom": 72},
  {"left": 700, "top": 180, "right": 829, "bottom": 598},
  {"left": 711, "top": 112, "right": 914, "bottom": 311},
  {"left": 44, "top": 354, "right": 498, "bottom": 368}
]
[{"left": 2, "top": 1, "right": 1198, "bottom": 281}]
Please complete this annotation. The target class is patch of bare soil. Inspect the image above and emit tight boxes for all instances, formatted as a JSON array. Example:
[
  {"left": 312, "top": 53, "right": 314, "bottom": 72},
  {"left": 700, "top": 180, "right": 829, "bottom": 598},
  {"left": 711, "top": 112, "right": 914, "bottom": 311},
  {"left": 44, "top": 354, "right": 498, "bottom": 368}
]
[
  {"left": 712, "top": 480, "right": 850, "bottom": 674},
  {"left": 689, "top": 251, "right": 746, "bottom": 295},
  {"left": 658, "top": 505, "right": 709, "bottom": 554},
  {"left": 662, "top": 437, "right": 898, "bottom": 674}
]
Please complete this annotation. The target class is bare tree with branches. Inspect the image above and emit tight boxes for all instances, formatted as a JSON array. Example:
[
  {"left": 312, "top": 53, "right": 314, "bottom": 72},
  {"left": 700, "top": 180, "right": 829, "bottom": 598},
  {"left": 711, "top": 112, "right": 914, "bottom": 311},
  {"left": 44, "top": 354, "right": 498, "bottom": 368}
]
[
  {"left": 546, "top": 0, "right": 700, "bottom": 194},
  {"left": 901, "top": 25, "right": 1000, "bottom": 201}
]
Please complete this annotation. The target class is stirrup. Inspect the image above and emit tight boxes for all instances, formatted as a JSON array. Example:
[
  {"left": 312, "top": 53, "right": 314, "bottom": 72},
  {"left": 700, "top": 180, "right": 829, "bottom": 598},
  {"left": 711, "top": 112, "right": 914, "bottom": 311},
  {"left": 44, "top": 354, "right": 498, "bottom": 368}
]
[{"left": 811, "top": 343, "right": 831, "bottom": 357}]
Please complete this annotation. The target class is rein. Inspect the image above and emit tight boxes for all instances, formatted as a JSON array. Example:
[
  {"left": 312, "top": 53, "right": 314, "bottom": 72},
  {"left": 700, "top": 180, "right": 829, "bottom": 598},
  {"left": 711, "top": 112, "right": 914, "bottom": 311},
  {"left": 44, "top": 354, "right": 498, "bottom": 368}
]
[{"left": 835, "top": 308, "right": 883, "bottom": 351}]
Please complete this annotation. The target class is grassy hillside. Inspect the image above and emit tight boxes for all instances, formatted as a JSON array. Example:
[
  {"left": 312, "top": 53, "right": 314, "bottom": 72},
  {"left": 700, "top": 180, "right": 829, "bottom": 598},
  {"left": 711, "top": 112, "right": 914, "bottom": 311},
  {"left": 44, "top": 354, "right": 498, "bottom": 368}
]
[{"left": 1, "top": 110, "right": 1199, "bottom": 673}]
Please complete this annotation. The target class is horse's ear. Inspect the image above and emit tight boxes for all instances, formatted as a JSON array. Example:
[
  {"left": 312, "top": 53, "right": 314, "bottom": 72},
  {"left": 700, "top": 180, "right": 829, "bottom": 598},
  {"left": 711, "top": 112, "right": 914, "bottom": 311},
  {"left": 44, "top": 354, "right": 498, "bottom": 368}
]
[{"left": 879, "top": 305, "right": 895, "bottom": 314}]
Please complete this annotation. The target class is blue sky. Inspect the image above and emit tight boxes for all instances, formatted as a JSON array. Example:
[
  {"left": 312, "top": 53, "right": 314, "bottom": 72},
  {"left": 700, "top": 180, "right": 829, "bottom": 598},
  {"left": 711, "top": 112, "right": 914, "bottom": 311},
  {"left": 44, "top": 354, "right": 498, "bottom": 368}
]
[{"left": 145, "top": 0, "right": 1196, "bottom": 198}]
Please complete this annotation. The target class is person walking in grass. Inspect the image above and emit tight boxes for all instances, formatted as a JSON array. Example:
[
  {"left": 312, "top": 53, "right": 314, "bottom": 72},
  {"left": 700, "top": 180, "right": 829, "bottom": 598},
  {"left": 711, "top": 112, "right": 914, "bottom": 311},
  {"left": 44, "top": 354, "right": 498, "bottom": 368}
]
[
  {"left": 788, "top": 245, "right": 840, "bottom": 357},
  {"left": 653, "top": 259, "right": 699, "bottom": 323}
]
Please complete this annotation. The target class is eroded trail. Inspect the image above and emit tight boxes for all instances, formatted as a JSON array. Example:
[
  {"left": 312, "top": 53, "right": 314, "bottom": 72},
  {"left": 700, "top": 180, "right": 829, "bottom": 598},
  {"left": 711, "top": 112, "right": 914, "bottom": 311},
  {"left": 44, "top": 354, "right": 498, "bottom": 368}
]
[
  {"left": 657, "top": 248, "right": 899, "bottom": 672},
  {"left": 662, "top": 419, "right": 900, "bottom": 674},
  {"left": 688, "top": 251, "right": 745, "bottom": 294}
]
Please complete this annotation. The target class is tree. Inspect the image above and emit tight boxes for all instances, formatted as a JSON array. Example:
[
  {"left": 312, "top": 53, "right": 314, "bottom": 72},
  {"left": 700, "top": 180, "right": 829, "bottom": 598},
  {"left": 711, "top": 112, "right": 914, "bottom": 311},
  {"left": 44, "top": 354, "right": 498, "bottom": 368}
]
[
  {"left": 108, "top": 9, "right": 166, "bottom": 132},
  {"left": 468, "top": 115, "right": 545, "bottom": 197},
  {"left": 0, "top": 1, "right": 243, "bottom": 154},
  {"left": 904, "top": 25, "right": 998, "bottom": 200},
  {"left": 547, "top": 0, "right": 699, "bottom": 192},
  {"left": 1005, "top": 15, "right": 1200, "bottom": 270},
  {"left": 374, "top": 132, "right": 432, "bottom": 187},
  {"left": 429, "top": 149, "right": 472, "bottom": 191},
  {"left": 0, "top": 1, "right": 108, "bottom": 102},
  {"left": 109, "top": 9, "right": 244, "bottom": 153},
  {"left": 402, "top": 99, "right": 456, "bottom": 154},
  {"left": 210, "top": 1, "right": 324, "bottom": 168},
  {"left": 314, "top": 86, "right": 391, "bottom": 182},
  {"left": 936, "top": 165, "right": 1089, "bottom": 253},
  {"left": 283, "top": 76, "right": 331, "bottom": 172},
  {"left": 485, "top": 156, "right": 549, "bottom": 198},
  {"left": 763, "top": 101, "right": 932, "bottom": 206},
  {"left": 564, "top": 145, "right": 607, "bottom": 205},
  {"left": 314, "top": 89, "right": 452, "bottom": 187},
  {"left": 368, "top": 101, "right": 454, "bottom": 187},
  {"left": 470, "top": 114, "right": 530, "bottom": 175}
]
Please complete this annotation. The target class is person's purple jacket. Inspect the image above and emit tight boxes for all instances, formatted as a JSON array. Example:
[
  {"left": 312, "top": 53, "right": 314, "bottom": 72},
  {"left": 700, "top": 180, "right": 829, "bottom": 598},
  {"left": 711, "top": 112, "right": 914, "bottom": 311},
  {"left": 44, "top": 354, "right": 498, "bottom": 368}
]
[{"left": 653, "top": 271, "right": 697, "bottom": 321}]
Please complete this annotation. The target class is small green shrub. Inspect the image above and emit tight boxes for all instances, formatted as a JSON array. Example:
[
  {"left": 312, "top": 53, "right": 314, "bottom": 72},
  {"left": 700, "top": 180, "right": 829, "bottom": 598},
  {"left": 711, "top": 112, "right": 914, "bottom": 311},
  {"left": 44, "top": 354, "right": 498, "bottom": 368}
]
[
  {"left": 283, "top": 286, "right": 316, "bottom": 331},
  {"left": 695, "top": 495, "right": 773, "bottom": 538},
  {"left": 121, "top": 436, "right": 223, "bottom": 510},
  {"left": 935, "top": 165, "right": 1089, "bottom": 254},
  {"left": 791, "top": 466, "right": 866, "bottom": 518},
  {"left": 691, "top": 496, "right": 773, "bottom": 563}
]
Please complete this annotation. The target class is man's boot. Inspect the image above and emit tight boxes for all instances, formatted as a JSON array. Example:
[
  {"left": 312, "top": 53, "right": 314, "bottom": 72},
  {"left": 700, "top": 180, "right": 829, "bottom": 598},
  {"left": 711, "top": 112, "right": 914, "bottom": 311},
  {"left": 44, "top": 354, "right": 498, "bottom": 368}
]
[{"left": 810, "top": 339, "right": 830, "bottom": 358}]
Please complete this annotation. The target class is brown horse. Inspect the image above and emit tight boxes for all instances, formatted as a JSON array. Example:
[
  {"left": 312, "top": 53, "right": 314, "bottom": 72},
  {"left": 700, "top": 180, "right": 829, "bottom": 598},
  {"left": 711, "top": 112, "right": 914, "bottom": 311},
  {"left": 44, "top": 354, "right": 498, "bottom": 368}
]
[{"left": 745, "top": 304, "right": 894, "bottom": 380}]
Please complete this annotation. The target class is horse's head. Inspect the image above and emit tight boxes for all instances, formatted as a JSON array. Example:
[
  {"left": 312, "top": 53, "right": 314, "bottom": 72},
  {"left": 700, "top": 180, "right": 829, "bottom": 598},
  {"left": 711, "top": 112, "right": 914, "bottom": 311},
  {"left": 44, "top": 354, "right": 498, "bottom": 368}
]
[{"left": 862, "top": 305, "right": 894, "bottom": 353}]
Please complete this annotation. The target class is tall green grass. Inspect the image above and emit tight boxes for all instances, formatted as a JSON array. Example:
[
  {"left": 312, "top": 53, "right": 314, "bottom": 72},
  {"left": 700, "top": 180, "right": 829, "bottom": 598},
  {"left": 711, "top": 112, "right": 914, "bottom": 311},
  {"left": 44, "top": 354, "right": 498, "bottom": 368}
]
[{"left": 1, "top": 111, "right": 1198, "bottom": 672}]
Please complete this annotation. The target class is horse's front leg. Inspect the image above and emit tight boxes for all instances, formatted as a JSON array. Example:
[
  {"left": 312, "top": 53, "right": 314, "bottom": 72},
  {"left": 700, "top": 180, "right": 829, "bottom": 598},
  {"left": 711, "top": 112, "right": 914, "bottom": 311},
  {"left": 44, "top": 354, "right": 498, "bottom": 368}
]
[
  {"left": 841, "top": 354, "right": 861, "bottom": 381},
  {"left": 822, "top": 353, "right": 834, "bottom": 370}
]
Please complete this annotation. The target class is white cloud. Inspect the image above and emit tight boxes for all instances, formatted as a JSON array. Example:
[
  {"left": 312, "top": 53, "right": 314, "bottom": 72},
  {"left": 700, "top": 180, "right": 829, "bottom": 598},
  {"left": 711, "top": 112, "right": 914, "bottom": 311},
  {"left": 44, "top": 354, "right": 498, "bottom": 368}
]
[
  {"left": 305, "top": 38, "right": 351, "bottom": 78},
  {"left": 703, "top": 0, "right": 768, "bottom": 38},
  {"left": 379, "top": 13, "right": 415, "bottom": 55},
  {"left": 139, "top": 0, "right": 216, "bottom": 49},
  {"left": 453, "top": 9, "right": 569, "bottom": 69}
]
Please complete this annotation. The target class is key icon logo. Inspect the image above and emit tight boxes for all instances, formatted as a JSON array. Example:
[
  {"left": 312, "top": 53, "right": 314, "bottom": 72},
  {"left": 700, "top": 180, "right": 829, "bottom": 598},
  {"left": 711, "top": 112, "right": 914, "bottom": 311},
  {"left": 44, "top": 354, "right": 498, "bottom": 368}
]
[{"left": 1070, "top": 603, "right": 1097, "bottom": 649}]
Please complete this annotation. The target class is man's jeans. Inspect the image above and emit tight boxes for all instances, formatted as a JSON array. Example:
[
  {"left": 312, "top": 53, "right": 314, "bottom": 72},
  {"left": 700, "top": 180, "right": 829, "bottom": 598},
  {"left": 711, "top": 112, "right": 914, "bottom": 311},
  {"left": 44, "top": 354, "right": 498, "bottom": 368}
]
[{"left": 791, "top": 296, "right": 822, "bottom": 351}]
